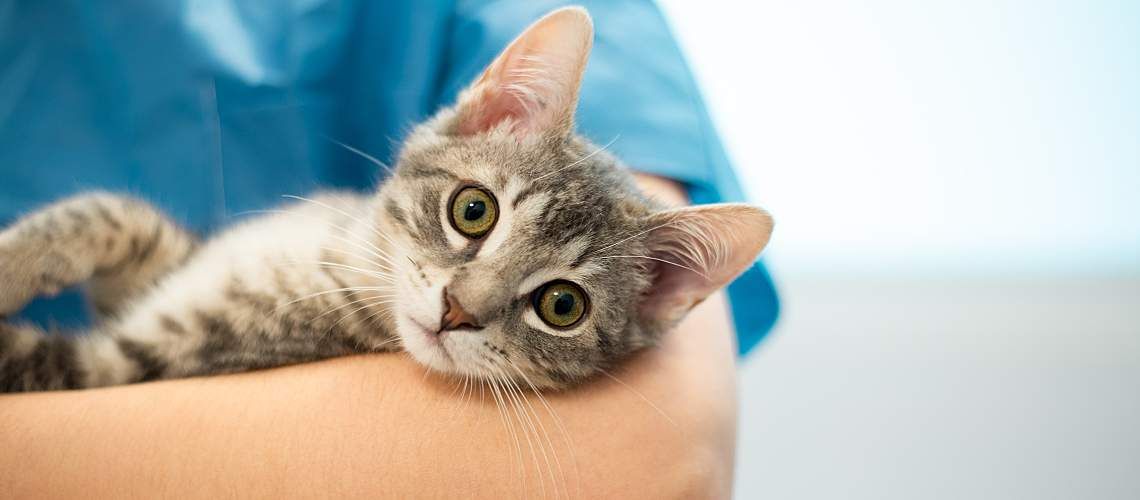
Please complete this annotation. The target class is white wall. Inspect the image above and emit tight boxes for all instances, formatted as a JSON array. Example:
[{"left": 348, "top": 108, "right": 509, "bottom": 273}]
[
  {"left": 658, "top": 0, "right": 1140, "bottom": 278},
  {"left": 654, "top": 2, "right": 1140, "bottom": 498}
]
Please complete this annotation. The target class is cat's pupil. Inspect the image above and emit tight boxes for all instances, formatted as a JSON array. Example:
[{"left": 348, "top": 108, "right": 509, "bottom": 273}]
[
  {"left": 464, "top": 201, "right": 486, "bottom": 221},
  {"left": 553, "top": 293, "right": 575, "bottom": 316}
]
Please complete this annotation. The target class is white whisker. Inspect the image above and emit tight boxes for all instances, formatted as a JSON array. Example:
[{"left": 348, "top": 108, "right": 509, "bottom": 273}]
[
  {"left": 596, "top": 254, "right": 710, "bottom": 281},
  {"left": 506, "top": 361, "right": 579, "bottom": 499},
  {"left": 328, "top": 298, "right": 398, "bottom": 333},
  {"left": 282, "top": 194, "right": 408, "bottom": 255},
  {"left": 497, "top": 369, "right": 546, "bottom": 499},
  {"left": 590, "top": 220, "right": 675, "bottom": 257},
  {"left": 275, "top": 286, "right": 391, "bottom": 310},
  {"left": 598, "top": 368, "right": 678, "bottom": 428},
  {"left": 533, "top": 135, "right": 619, "bottom": 182},
  {"left": 490, "top": 378, "right": 526, "bottom": 495},
  {"left": 313, "top": 293, "right": 397, "bottom": 321},
  {"left": 495, "top": 364, "right": 562, "bottom": 499},
  {"left": 322, "top": 135, "right": 395, "bottom": 174},
  {"left": 318, "top": 245, "right": 397, "bottom": 273},
  {"left": 233, "top": 208, "right": 396, "bottom": 263},
  {"left": 295, "top": 260, "right": 395, "bottom": 282}
]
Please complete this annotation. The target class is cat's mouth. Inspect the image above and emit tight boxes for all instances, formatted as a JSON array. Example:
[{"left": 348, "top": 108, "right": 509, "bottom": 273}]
[
  {"left": 407, "top": 316, "right": 439, "bottom": 343},
  {"left": 403, "top": 315, "right": 456, "bottom": 368}
]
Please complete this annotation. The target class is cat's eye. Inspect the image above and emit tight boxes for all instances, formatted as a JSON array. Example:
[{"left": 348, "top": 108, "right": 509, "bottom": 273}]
[
  {"left": 448, "top": 185, "right": 498, "bottom": 238},
  {"left": 532, "top": 281, "right": 588, "bottom": 328}
]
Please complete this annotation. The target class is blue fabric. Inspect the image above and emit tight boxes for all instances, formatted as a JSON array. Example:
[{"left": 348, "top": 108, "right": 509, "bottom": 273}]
[{"left": 0, "top": 0, "right": 778, "bottom": 354}]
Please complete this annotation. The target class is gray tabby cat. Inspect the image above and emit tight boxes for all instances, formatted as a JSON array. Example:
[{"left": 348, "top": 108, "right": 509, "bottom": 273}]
[{"left": 0, "top": 7, "right": 771, "bottom": 393}]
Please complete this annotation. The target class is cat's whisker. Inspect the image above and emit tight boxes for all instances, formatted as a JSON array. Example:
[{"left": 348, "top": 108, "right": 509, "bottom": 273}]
[
  {"left": 532, "top": 135, "right": 619, "bottom": 182},
  {"left": 488, "top": 377, "right": 526, "bottom": 495},
  {"left": 506, "top": 361, "right": 579, "bottom": 499},
  {"left": 275, "top": 286, "right": 392, "bottom": 310},
  {"left": 313, "top": 293, "right": 398, "bottom": 321},
  {"left": 465, "top": 377, "right": 480, "bottom": 416},
  {"left": 598, "top": 216, "right": 731, "bottom": 278},
  {"left": 317, "top": 246, "right": 397, "bottom": 274},
  {"left": 492, "top": 366, "right": 549, "bottom": 499},
  {"left": 449, "top": 373, "right": 465, "bottom": 399},
  {"left": 234, "top": 208, "right": 396, "bottom": 264},
  {"left": 321, "top": 233, "right": 402, "bottom": 270},
  {"left": 656, "top": 217, "right": 728, "bottom": 271},
  {"left": 330, "top": 298, "right": 399, "bottom": 331},
  {"left": 455, "top": 374, "right": 470, "bottom": 413},
  {"left": 282, "top": 194, "right": 410, "bottom": 257},
  {"left": 270, "top": 256, "right": 396, "bottom": 282},
  {"left": 300, "top": 261, "right": 396, "bottom": 283},
  {"left": 480, "top": 377, "right": 487, "bottom": 408},
  {"left": 596, "top": 254, "right": 711, "bottom": 281},
  {"left": 322, "top": 136, "right": 395, "bottom": 175},
  {"left": 589, "top": 220, "right": 675, "bottom": 257},
  {"left": 368, "top": 335, "right": 402, "bottom": 351},
  {"left": 597, "top": 368, "right": 679, "bottom": 428},
  {"left": 494, "top": 364, "right": 561, "bottom": 500},
  {"left": 318, "top": 297, "right": 398, "bottom": 342},
  {"left": 499, "top": 376, "right": 532, "bottom": 498}
]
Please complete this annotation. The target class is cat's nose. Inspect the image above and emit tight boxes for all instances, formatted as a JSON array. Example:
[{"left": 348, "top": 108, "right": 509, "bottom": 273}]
[{"left": 440, "top": 288, "right": 483, "bottom": 332}]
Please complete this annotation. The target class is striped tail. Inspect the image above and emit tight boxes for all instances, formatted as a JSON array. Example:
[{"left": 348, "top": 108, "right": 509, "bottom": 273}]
[{"left": 0, "top": 323, "right": 88, "bottom": 392}]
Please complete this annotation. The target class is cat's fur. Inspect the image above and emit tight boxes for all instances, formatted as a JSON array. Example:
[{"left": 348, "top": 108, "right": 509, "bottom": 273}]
[{"left": 0, "top": 7, "right": 772, "bottom": 393}]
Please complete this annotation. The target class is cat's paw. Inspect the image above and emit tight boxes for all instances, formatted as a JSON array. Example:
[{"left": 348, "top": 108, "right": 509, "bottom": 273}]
[{"left": 0, "top": 241, "right": 45, "bottom": 316}]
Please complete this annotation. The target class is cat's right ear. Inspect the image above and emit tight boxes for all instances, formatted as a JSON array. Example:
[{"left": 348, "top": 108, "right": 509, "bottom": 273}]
[
  {"left": 446, "top": 7, "right": 593, "bottom": 139},
  {"left": 636, "top": 204, "right": 774, "bottom": 329}
]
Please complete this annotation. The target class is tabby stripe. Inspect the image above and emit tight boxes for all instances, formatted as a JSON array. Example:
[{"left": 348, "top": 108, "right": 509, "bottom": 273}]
[
  {"left": 159, "top": 314, "right": 187, "bottom": 336},
  {"left": 116, "top": 338, "right": 167, "bottom": 382},
  {"left": 133, "top": 222, "right": 164, "bottom": 264},
  {"left": 94, "top": 202, "right": 123, "bottom": 230}
]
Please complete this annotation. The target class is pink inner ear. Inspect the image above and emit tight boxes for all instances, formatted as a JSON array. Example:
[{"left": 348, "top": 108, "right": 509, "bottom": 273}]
[
  {"left": 638, "top": 258, "right": 712, "bottom": 326},
  {"left": 453, "top": 8, "right": 593, "bottom": 137},
  {"left": 456, "top": 73, "right": 534, "bottom": 136},
  {"left": 636, "top": 204, "right": 774, "bottom": 328}
]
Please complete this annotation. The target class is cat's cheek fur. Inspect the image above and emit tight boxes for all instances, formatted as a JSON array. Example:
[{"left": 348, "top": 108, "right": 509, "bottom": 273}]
[{"left": 390, "top": 261, "right": 449, "bottom": 352}]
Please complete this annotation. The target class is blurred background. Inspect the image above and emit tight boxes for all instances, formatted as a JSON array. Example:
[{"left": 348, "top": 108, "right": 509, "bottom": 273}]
[{"left": 656, "top": 1, "right": 1140, "bottom": 498}]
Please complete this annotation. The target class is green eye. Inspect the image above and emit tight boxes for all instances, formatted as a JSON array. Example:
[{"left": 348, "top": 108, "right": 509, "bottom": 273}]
[
  {"left": 448, "top": 186, "right": 498, "bottom": 238},
  {"left": 532, "top": 281, "right": 588, "bottom": 328}
]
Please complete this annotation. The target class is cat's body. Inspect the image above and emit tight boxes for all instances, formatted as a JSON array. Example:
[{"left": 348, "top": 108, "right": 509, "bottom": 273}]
[
  {"left": 0, "top": 191, "right": 396, "bottom": 390},
  {"left": 0, "top": 7, "right": 772, "bottom": 393}
]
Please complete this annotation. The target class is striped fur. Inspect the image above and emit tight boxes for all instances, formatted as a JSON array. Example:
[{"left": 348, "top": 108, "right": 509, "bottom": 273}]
[{"left": 0, "top": 7, "right": 772, "bottom": 393}]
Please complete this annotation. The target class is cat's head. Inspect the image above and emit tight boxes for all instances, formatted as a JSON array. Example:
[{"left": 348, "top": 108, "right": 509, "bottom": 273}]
[{"left": 375, "top": 7, "right": 772, "bottom": 389}]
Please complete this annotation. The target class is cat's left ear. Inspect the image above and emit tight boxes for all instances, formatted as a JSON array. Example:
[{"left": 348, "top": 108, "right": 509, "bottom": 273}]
[
  {"left": 450, "top": 7, "right": 593, "bottom": 138},
  {"left": 637, "top": 204, "right": 774, "bottom": 328}
]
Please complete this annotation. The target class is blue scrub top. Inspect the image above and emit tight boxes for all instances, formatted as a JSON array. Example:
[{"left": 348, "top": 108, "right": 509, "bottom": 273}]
[{"left": 0, "top": 0, "right": 778, "bottom": 354}]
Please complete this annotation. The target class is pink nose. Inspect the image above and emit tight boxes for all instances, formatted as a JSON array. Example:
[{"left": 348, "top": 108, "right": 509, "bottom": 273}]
[{"left": 440, "top": 288, "right": 482, "bottom": 332}]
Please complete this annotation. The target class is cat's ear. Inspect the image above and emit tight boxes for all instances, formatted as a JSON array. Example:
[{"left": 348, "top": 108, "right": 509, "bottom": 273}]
[
  {"left": 451, "top": 7, "right": 593, "bottom": 138},
  {"left": 638, "top": 204, "right": 774, "bottom": 328}
]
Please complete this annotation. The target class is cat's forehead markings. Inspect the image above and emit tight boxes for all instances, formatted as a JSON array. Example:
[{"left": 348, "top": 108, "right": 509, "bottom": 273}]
[
  {"left": 511, "top": 184, "right": 540, "bottom": 210},
  {"left": 409, "top": 165, "right": 459, "bottom": 181},
  {"left": 514, "top": 236, "right": 594, "bottom": 295},
  {"left": 460, "top": 162, "right": 505, "bottom": 187}
]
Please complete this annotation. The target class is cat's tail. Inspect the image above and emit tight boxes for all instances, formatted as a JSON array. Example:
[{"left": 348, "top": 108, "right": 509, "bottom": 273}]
[{"left": 0, "top": 322, "right": 128, "bottom": 393}]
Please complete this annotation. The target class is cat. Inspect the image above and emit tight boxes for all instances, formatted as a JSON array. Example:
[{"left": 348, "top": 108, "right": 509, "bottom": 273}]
[{"left": 0, "top": 7, "right": 772, "bottom": 393}]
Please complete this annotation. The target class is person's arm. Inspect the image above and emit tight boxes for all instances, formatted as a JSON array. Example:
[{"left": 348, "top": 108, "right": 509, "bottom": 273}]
[{"left": 0, "top": 175, "right": 739, "bottom": 499}]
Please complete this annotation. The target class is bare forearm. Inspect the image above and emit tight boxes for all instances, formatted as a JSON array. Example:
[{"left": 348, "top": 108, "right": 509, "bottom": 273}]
[{"left": 0, "top": 297, "right": 736, "bottom": 497}]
